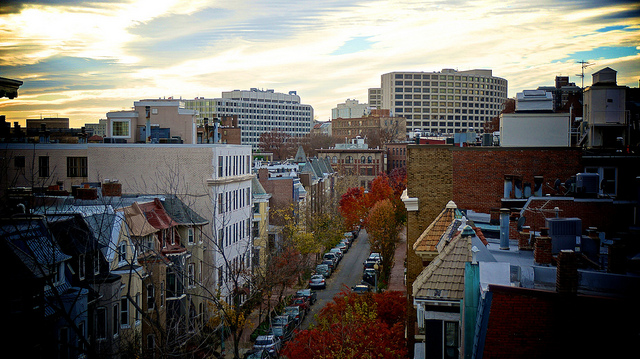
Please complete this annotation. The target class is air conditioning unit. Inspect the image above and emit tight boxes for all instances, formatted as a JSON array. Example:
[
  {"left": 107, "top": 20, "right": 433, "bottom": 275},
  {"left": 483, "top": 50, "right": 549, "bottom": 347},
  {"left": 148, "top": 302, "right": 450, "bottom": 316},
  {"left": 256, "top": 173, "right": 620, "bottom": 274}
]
[
  {"left": 575, "top": 173, "right": 599, "bottom": 196},
  {"left": 546, "top": 218, "right": 582, "bottom": 254}
]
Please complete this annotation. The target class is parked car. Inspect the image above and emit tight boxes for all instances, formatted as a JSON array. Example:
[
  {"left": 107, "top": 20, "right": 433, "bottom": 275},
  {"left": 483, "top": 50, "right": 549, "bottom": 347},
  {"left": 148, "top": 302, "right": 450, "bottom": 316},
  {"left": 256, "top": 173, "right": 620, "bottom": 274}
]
[
  {"left": 296, "top": 289, "right": 317, "bottom": 304},
  {"left": 335, "top": 242, "right": 348, "bottom": 253},
  {"left": 291, "top": 296, "right": 311, "bottom": 313},
  {"left": 363, "top": 268, "right": 377, "bottom": 286},
  {"left": 315, "top": 263, "right": 332, "bottom": 278},
  {"left": 284, "top": 306, "right": 304, "bottom": 325},
  {"left": 321, "top": 259, "right": 335, "bottom": 271},
  {"left": 270, "top": 324, "right": 293, "bottom": 342},
  {"left": 363, "top": 259, "right": 378, "bottom": 270},
  {"left": 324, "top": 252, "right": 339, "bottom": 266},
  {"left": 308, "top": 274, "right": 326, "bottom": 289},
  {"left": 329, "top": 247, "right": 344, "bottom": 259},
  {"left": 351, "top": 283, "right": 371, "bottom": 294},
  {"left": 341, "top": 237, "right": 351, "bottom": 248},
  {"left": 271, "top": 315, "right": 293, "bottom": 332},
  {"left": 369, "top": 252, "right": 382, "bottom": 263},
  {"left": 253, "top": 335, "right": 281, "bottom": 355}
]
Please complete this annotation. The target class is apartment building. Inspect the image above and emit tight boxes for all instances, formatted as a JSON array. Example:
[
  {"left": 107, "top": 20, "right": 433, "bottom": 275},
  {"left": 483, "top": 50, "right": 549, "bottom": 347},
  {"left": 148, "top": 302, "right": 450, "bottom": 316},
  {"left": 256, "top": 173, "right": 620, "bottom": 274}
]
[
  {"left": 105, "top": 98, "right": 197, "bottom": 144},
  {"left": 184, "top": 88, "right": 314, "bottom": 149},
  {"left": 1, "top": 143, "right": 253, "bottom": 305},
  {"left": 375, "top": 68, "right": 508, "bottom": 136}
]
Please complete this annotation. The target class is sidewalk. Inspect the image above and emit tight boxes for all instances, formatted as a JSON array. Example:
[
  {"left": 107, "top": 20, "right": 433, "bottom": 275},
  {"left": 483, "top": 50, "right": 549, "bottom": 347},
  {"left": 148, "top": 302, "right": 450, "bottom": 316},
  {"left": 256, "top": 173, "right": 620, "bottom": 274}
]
[{"left": 387, "top": 226, "right": 407, "bottom": 294}]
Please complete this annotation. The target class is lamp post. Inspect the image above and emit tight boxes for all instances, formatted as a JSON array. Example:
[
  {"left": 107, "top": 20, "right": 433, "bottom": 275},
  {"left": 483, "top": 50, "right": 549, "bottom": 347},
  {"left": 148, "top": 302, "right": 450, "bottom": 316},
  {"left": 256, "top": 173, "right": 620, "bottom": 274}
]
[{"left": 373, "top": 263, "right": 379, "bottom": 293}]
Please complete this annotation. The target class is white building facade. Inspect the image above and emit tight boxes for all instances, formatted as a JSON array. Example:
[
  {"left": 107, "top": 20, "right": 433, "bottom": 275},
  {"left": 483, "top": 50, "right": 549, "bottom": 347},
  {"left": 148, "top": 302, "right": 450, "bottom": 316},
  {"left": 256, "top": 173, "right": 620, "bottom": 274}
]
[
  {"left": 184, "top": 89, "right": 314, "bottom": 149},
  {"left": 377, "top": 69, "right": 508, "bottom": 135},
  {"left": 331, "top": 99, "right": 371, "bottom": 119}
]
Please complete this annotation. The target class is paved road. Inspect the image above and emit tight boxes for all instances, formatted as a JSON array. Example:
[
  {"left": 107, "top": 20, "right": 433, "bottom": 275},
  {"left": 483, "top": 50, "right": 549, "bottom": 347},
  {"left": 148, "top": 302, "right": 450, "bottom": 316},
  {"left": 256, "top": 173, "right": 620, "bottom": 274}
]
[{"left": 301, "top": 229, "right": 371, "bottom": 329}]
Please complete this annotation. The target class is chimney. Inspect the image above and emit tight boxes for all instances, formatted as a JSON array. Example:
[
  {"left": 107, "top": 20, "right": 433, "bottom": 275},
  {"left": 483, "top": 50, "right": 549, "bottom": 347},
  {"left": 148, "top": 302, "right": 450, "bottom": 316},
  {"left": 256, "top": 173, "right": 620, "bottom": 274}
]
[
  {"left": 499, "top": 208, "right": 510, "bottom": 250},
  {"left": 534, "top": 227, "right": 553, "bottom": 265},
  {"left": 102, "top": 180, "right": 122, "bottom": 197},
  {"left": 556, "top": 249, "right": 578, "bottom": 295}
]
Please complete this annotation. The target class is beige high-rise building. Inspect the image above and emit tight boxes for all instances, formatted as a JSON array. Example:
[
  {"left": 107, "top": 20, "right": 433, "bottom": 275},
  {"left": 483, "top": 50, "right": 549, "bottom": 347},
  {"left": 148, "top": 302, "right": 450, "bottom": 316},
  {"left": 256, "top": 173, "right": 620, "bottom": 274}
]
[{"left": 378, "top": 68, "right": 508, "bottom": 136}]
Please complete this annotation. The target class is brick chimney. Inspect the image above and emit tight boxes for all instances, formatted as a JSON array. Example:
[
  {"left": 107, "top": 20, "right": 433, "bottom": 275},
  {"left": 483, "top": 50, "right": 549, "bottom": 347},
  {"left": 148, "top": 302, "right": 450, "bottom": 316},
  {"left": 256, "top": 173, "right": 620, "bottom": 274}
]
[
  {"left": 534, "top": 227, "right": 552, "bottom": 265},
  {"left": 102, "top": 180, "right": 122, "bottom": 197},
  {"left": 556, "top": 249, "right": 578, "bottom": 295}
]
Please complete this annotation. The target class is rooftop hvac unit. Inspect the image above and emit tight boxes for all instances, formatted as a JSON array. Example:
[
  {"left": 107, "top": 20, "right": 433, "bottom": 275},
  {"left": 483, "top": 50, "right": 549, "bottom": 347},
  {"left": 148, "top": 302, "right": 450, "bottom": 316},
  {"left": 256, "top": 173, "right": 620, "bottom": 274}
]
[
  {"left": 546, "top": 217, "right": 582, "bottom": 254},
  {"left": 575, "top": 173, "right": 599, "bottom": 196}
]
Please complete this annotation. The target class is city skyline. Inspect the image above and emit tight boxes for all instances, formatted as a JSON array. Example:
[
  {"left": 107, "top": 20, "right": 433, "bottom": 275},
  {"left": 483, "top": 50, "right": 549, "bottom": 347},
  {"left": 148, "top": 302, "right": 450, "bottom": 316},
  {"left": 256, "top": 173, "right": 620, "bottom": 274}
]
[{"left": 1, "top": 0, "right": 639, "bottom": 128}]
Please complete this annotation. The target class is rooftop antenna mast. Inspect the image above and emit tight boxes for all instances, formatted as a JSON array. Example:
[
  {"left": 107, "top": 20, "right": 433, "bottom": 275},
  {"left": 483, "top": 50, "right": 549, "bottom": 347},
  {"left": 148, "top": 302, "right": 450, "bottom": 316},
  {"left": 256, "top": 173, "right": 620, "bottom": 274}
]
[{"left": 576, "top": 60, "right": 594, "bottom": 90}]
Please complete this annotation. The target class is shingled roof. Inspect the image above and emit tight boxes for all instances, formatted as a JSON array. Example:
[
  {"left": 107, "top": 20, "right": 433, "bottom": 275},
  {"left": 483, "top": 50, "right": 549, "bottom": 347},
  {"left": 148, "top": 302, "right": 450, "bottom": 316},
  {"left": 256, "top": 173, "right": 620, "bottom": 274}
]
[
  {"left": 412, "top": 225, "right": 475, "bottom": 301},
  {"left": 413, "top": 201, "right": 461, "bottom": 259}
]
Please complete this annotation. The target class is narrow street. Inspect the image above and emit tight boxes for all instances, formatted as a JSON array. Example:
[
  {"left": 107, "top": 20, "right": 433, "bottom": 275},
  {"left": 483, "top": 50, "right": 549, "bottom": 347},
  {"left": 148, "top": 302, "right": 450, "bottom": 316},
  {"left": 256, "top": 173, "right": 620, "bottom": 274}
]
[{"left": 301, "top": 228, "right": 372, "bottom": 329}]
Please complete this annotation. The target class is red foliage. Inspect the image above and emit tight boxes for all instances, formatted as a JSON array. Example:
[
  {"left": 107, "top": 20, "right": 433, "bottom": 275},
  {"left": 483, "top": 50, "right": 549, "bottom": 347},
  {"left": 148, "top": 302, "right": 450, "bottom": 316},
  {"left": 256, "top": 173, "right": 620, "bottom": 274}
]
[
  {"left": 280, "top": 289, "right": 407, "bottom": 358},
  {"left": 338, "top": 187, "right": 368, "bottom": 230}
]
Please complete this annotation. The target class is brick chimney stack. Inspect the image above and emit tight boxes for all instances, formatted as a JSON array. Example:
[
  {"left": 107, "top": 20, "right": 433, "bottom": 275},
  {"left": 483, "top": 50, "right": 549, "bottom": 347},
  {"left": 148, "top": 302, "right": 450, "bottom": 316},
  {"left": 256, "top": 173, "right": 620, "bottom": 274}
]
[
  {"left": 534, "top": 227, "right": 552, "bottom": 265},
  {"left": 556, "top": 249, "right": 578, "bottom": 295}
]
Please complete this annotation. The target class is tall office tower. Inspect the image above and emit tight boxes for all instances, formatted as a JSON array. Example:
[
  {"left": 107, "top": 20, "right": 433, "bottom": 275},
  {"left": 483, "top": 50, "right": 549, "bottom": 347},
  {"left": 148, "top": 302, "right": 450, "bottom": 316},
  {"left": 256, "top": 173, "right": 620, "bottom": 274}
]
[
  {"left": 379, "top": 69, "right": 508, "bottom": 135},
  {"left": 184, "top": 88, "right": 314, "bottom": 149}
]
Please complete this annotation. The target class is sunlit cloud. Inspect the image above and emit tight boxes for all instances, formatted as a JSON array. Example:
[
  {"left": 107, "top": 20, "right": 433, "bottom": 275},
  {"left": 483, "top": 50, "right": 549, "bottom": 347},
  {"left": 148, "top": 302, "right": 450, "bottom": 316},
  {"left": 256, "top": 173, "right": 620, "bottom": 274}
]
[{"left": 0, "top": 0, "right": 639, "bottom": 126}]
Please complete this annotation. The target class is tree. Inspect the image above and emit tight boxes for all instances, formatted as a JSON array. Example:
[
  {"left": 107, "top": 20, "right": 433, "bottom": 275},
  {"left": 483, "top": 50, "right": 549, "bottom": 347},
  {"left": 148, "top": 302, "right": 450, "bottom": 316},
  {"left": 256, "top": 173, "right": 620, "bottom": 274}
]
[
  {"left": 365, "top": 198, "right": 401, "bottom": 285},
  {"left": 258, "top": 130, "right": 294, "bottom": 161},
  {"left": 338, "top": 187, "right": 368, "bottom": 231},
  {"left": 280, "top": 289, "right": 407, "bottom": 358}
]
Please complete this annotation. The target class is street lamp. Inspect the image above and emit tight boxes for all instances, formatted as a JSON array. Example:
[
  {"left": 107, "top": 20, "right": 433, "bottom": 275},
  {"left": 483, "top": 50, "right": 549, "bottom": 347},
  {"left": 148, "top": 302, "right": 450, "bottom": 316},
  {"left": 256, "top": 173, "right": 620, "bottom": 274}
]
[{"left": 373, "top": 263, "right": 379, "bottom": 293}]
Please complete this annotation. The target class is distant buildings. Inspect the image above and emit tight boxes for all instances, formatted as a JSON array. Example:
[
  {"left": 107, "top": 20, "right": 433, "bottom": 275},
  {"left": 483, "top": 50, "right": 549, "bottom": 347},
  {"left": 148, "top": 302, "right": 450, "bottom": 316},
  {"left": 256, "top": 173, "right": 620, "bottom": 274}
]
[
  {"left": 105, "top": 98, "right": 197, "bottom": 144},
  {"left": 183, "top": 88, "right": 314, "bottom": 149},
  {"left": 332, "top": 109, "right": 406, "bottom": 144},
  {"left": 370, "top": 68, "right": 508, "bottom": 136},
  {"left": 331, "top": 98, "right": 371, "bottom": 119},
  {"left": 318, "top": 137, "right": 385, "bottom": 189}
]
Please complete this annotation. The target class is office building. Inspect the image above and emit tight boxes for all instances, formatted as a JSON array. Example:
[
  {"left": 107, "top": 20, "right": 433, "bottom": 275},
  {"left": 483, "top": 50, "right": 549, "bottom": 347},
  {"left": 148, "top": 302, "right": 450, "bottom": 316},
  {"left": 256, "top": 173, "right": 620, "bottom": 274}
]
[
  {"left": 377, "top": 69, "right": 508, "bottom": 135},
  {"left": 331, "top": 99, "right": 371, "bottom": 119},
  {"left": 184, "top": 88, "right": 314, "bottom": 149}
]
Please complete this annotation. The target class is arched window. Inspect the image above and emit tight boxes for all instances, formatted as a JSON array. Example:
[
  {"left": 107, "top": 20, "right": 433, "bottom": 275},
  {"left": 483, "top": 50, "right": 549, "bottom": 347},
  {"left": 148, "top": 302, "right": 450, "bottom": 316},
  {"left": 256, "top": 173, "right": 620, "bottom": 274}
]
[
  {"left": 361, "top": 156, "right": 366, "bottom": 163},
  {"left": 368, "top": 156, "right": 373, "bottom": 163},
  {"left": 346, "top": 156, "right": 353, "bottom": 164},
  {"left": 332, "top": 156, "right": 337, "bottom": 164}
]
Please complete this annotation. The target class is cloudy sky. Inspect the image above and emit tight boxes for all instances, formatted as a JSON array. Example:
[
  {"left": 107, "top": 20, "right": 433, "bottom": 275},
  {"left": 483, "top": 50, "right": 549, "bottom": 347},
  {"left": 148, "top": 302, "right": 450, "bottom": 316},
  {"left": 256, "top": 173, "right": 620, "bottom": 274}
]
[{"left": 1, "top": 0, "right": 639, "bottom": 127}]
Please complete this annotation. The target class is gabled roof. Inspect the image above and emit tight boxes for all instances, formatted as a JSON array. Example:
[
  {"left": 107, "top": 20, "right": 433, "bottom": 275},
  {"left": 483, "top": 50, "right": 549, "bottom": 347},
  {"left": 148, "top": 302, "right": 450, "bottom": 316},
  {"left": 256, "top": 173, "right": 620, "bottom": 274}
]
[
  {"left": 138, "top": 198, "right": 179, "bottom": 230},
  {"left": 121, "top": 202, "right": 157, "bottom": 237},
  {"left": 413, "top": 225, "right": 475, "bottom": 301},
  {"left": 160, "top": 197, "right": 208, "bottom": 226},
  {"left": 294, "top": 146, "right": 307, "bottom": 163},
  {"left": 413, "top": 201, "right": 461, "bottom": 253}
]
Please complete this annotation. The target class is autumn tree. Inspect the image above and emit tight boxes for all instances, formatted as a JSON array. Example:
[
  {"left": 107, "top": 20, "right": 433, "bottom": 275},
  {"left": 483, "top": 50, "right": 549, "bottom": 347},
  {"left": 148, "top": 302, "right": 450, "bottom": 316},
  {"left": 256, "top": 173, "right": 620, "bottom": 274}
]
[
  {"left": 258, "top": 130, "right": 295, "bottom": 161},
  {"left": 338, "top": 186, "right": 368, "bottom": 231},
  {"left": 366, "top": 198, "right": 401, "bottom": 285},
  {"left": 280, "top": 289, "right": 407, "bottom": 358}
]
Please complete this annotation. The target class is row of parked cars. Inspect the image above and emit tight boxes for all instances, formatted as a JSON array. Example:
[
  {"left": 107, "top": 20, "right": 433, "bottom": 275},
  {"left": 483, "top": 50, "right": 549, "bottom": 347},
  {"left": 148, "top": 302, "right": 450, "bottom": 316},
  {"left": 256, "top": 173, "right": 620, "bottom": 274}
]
[
  {"left": 250, "top": 289, "right": 318, "bottom": 358},
  {"left": 314, "top": 231, "right": 356, "bottom": 284},
  {"left": 352, "top": 252, "right": 383, "bottom": 294}
]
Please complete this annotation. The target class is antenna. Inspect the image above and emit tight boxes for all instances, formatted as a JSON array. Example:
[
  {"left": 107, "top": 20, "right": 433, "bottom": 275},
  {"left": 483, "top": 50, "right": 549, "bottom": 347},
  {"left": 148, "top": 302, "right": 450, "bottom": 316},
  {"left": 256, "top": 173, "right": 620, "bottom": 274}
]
[{"left": 576, "top": 60, "right": 595, "bottom": 89}]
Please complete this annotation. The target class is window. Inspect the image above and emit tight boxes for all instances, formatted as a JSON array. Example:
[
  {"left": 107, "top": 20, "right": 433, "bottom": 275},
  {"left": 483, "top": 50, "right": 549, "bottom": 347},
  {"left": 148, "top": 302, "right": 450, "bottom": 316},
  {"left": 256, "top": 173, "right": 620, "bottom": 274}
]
[
  {"left": 38, "top": 156, "right": 49, "bottom": 177},
  {"left": 118, "top": 241, "right": 127, "bottom": 263},
  {"left": 96, "top": 307, "right": 107, "bottom": 340},
  {"left": 79, "top": 254, "right": 86, "bottom": 280},
  {"left": 188, "top": 263, "right": 195, "bottom": 287},
  {"left": 67, "top": 157, "right": 88, "bottom": 177},
  {"left": 111, "top": 120, "right": 130, "bottom": 137},
  {"left": 113, "top": 303, "right": 120, "bottom": 336},
  {"left": 14, "top": 156, "right": 25, "bottom": 168},
  {"left": 121, "top": 297, "right": 129, "bottom": 327},
  {"left": 94, "top": 254, "right": 100, "bottom": 275},
  {"left": 445, "top": 321, "right": 459, "bottom": 359},
  {"left": 147, "top": 284, "right": 155, "bottom": 310},
  {"left": 188, "top": 228, "right": 194, "bottom": 244}
]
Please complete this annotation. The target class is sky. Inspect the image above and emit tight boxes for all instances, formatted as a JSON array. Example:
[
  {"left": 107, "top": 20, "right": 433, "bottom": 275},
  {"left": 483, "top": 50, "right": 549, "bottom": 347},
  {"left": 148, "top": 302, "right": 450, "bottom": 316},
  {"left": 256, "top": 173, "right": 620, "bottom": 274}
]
[{"left": 0, "top": 0, "right": 639, "bottom": 127}]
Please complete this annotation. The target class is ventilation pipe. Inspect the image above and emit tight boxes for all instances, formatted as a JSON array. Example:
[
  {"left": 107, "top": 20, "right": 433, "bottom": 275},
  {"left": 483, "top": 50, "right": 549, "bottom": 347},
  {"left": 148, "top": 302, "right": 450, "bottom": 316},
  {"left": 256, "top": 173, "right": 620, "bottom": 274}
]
[
  {"left": 500, "top": 208, "right": 510, "bottom": 250},
  {"left": 523, "top": 182, "right": 532, "bottom": 198},
  {"left": 514, "top": 176, "right": 523, "bottom": 199},
  {"left": 533, "top": 176, "right": 544, "bottom": 196}
]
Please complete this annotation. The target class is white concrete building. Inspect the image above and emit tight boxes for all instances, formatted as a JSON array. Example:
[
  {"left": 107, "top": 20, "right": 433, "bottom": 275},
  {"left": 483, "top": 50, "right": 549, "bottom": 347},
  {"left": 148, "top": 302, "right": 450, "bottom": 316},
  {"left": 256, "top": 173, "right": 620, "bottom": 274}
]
[
  {"left": 331, "top": 99, "right": 371, "bottom": 119},
  {"left": 184, "top": 89, "right": 314, "bottom": 149},
  {"left": 377, "top": 69, "right": 508, "bottom": 135}
]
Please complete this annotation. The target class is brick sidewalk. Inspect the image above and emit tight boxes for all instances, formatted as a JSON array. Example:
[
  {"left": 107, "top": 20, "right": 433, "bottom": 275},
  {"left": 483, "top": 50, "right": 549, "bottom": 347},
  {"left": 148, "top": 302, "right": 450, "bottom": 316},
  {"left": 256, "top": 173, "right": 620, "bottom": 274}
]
[{"left": 387, "top": 226, "right": 407, "bottom": 293}]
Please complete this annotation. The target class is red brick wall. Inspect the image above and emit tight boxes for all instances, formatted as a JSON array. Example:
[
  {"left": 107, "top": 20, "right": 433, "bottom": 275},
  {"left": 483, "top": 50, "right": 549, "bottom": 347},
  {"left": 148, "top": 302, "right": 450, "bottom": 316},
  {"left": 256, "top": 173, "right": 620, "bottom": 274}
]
[
  {"left": 481, "top": 285, "right": 633, "bottom": 358},
  {"left": 451, "top": 147, "right": 583, "bottom": 213}
]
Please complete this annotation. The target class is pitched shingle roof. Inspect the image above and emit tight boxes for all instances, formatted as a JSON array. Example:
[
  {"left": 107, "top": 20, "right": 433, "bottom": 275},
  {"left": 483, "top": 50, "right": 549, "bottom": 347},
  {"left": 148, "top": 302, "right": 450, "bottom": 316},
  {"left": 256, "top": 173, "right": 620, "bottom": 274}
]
[
  {"left": 412, "top": 225, "right": 474, "bottom": 301},
  {"left": 413, "top": 200, "right": 460, "bottom": 253}
]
